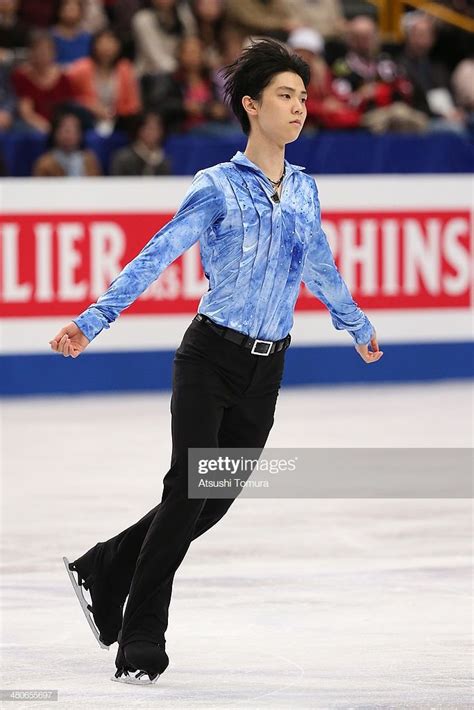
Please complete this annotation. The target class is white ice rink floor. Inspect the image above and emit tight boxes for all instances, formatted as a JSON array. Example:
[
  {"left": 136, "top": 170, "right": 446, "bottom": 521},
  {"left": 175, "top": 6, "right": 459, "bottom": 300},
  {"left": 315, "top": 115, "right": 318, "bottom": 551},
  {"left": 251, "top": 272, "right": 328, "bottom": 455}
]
[{"left": 1, "top": 381, "right": 473, "bottom": 709}]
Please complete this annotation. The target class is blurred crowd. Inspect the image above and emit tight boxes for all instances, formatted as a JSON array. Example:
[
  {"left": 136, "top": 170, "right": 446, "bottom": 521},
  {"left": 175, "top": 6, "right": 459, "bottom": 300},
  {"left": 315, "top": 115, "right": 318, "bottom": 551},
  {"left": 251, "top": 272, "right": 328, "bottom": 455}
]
[{"left": 0, "top": 0, "right": 472, "bottom": 176}]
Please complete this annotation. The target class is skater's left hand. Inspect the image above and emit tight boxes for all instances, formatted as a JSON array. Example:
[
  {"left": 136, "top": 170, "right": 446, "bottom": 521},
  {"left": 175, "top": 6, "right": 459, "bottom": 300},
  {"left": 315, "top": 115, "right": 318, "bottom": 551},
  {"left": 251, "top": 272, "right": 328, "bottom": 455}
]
[{"left": 355, "top": 330, "right": 383, "bottom": 364}]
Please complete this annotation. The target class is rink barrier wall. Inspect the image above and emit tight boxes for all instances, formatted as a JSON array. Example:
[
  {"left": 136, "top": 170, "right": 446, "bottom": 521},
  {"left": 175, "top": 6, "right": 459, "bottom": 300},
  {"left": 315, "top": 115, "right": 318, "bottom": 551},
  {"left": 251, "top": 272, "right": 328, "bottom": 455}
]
[
  {"left": 0, "top": 176, "right": 472, "bottom": 395},
  {"left": 1, "top": 342, "right": 473, "bottom": 396}
]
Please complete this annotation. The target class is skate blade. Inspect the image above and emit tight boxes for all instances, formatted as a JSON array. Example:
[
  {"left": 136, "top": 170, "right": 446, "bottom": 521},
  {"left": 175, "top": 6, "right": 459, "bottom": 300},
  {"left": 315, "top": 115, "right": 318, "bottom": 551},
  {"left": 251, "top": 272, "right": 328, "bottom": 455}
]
[
  {"left": 62, "top": 556, "right": 109, "bottom": 650},
  {"left": 111, "top": 671, "right": 159, "bottom": 685}
]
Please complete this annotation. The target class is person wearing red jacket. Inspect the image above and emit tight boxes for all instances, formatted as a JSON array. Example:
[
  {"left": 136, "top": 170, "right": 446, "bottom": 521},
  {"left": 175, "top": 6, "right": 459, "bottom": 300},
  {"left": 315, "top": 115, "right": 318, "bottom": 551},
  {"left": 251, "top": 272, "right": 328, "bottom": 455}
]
[
  {"left": 67, "top": 28, "right": 141, "bottom": 128},
  {"left": 331, "top": 17, "right": 413, "bottom": 111},
  {"left": 331, "top": 15, "right": 428, "bottom": 133}
]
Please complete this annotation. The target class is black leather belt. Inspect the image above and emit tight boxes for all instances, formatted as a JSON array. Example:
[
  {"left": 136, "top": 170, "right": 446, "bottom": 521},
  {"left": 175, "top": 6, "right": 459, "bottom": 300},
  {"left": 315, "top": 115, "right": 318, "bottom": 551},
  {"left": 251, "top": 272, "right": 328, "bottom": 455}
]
[{"left": 194, "top": 313, "right": 291, "bottom": 356}]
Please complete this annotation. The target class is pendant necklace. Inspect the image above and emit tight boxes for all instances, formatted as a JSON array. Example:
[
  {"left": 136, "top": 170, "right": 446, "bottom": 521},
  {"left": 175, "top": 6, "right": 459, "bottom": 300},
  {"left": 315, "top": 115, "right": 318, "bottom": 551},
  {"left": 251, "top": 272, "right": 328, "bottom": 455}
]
[
  {"left": 267, "top": 167, "right": 285, "bottom": 189},
  {"left": 267, "top": 167, "right": 285, "bottom": 203}
]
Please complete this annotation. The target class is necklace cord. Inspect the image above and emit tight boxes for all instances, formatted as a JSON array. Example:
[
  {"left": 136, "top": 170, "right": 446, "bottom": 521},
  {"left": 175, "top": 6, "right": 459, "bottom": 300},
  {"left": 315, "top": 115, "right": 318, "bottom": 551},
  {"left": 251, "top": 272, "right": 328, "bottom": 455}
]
[{"left": 267, "top": 167, "right": 285, "bottom": 187}]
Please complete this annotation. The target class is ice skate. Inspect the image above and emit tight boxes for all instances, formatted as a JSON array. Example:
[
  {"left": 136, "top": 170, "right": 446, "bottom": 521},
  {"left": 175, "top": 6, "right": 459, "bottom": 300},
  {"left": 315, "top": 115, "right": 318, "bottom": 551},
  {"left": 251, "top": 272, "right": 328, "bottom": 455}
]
[
  {"left": 63, "top": 556, "right": 110, "bottom": 649},
  {"left": 111, "top": 640, "right": 169, "bottom": 685},
  {"left": 63, "top": 542, "right": 124, "bottom": 648}
]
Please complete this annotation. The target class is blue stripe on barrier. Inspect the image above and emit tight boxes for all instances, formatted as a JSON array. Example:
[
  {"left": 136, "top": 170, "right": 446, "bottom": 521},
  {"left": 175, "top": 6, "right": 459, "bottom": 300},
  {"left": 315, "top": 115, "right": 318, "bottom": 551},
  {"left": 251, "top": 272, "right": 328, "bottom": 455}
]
[{"left": 0, "top": 341, "right": 472, "bottom": 396}]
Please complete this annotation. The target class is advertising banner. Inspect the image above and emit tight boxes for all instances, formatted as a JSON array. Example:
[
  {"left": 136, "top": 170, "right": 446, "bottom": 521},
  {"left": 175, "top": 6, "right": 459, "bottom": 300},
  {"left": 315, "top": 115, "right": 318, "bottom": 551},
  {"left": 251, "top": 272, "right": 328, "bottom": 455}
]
[{"left": 1, "top": 175, "right": 472, "bottom": 393}]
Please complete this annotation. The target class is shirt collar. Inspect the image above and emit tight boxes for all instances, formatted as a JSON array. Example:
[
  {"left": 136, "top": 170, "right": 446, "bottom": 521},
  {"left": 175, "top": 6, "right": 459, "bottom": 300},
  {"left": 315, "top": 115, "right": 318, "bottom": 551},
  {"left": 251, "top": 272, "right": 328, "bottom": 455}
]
[{"left": 230, "top": 151, "right": 306, "bottom": 178}]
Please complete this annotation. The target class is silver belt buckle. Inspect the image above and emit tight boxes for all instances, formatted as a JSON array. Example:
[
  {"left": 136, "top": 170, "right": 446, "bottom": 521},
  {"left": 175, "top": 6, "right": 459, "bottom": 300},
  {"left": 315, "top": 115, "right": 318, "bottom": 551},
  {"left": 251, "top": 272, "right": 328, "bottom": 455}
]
[{"left": 251, "top": 339, "right": 272, "bottom": 356}]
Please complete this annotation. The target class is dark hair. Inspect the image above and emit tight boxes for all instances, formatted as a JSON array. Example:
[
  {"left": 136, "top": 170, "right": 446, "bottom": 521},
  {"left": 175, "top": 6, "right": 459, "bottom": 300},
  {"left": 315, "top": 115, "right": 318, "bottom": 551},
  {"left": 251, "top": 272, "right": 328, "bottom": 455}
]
[
  {"left": 53, "top": 0, "right": 84, "bottom": 26},
  {"left": 176, "top": 35, "right": 210, "bottom": 82},
  {"left": 49, "top": 111, "right": 84, "bottom": 149},
  {"left": 90, "top": 28, "right": 122, "bottom": 66},
  {"left": 190, "top": 0, "right": 226, "bottom": 47},
  {"left": 127, "top": 111, "right": 164, "bottom": 141},
  {"left": 28, "top": 28, "right": 55, "bottom": 51},
  {"left": 147, "top": 0, "right": 185, "bottom": 38},
  {"left": 222, "top": 38, "right": 310, "bottom": 135}
]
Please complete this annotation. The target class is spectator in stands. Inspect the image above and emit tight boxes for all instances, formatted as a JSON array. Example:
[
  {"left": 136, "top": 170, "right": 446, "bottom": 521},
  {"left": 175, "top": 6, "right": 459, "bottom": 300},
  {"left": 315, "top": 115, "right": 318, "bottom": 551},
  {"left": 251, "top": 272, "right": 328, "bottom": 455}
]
[
  {"left": 190, "top": 0, "right": 226, "bottom": 68},
  {"left": 19, "top": 0, "right": 104, "bottom": 32},
  {"left": 288, "top": 27, "right": 361, "bottom": 130},
  {"left": 99, "top": 0, "right": 140, "bottom": 58},
  {"left": 81, "top": 0, "right": 107, "bottom": 34},
  {"left": 132, "top": 0, "right": 196, "bottom": 76},
  {"left": 51, "top": 0, "right": 92, "bottom": 66},
  {"left": 32, "top": 110, "right": 101, "bottom": 175},
  {"left": 154, "top": 35, "right": 229, "bottom": 133},
  {"left": 12, "top": 30, "right": 75, "bottom": 133},
  {"left": 67, "top": 29, "right": 141, "bottom": 130},
  {"left": 286, "top": 0, "right": 345, "bottom": 40},
  {"left": 332, "top": 15, "right": 427, "bottom": 133},
  {"left": 398, "top": 12, "right": 465, "bottom": 133},
  {"left": 110, "top": 111, "right": 171, "bottom": 175},
  {"left": 225, "top": 0, "right": 297, "bottom": 42},
  {"left": 0, "top": 0, "right": 29, "bottom": 63},
  {"left": 333, "top": 15, "right": 406, "bottom": 110}
]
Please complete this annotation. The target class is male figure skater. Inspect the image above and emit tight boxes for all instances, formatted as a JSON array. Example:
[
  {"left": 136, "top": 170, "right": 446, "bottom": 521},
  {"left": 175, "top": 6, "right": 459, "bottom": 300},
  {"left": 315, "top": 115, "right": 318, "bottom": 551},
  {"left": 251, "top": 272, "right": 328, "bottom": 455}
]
[{"left": 50, "top": 39, "right": 383, "bottom": 685}]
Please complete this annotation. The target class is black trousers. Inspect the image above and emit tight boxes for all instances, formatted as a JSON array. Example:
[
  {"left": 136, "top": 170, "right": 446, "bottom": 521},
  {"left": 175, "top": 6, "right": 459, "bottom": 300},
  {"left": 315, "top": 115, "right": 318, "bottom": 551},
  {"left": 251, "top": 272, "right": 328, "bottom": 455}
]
[{"left": 100, "top": 317, "right": 287, "bottom": 646}]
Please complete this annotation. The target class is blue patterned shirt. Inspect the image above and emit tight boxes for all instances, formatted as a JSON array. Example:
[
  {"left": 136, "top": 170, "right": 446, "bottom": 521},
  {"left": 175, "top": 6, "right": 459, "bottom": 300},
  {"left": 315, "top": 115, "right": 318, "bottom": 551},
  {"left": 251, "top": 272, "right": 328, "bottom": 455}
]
[{"left": 74, "top": 151, "right": 374, "bottom": 345}]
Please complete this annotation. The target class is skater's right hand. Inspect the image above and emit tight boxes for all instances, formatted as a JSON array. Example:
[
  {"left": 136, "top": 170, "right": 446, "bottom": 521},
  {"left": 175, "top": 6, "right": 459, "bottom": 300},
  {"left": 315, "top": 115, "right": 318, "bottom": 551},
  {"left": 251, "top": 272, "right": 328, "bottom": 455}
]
[
  {"left": 354, "top": 329, "right": 383, "bottom": 364},
  {"left": 49, "top": 322, "right": 90, "bottom": 358}
]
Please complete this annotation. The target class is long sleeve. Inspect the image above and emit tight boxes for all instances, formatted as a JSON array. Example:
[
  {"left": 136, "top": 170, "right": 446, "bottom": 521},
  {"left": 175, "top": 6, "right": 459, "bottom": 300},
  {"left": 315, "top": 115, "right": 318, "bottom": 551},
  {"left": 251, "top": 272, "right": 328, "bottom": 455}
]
[
  {"left": 73, "top": 171, "right": 226, "bottom": 342},
  {"left": 302, "top": 181, "right": 374, "bottom": 345},
  {"left": 67, "top": 58, "right": 95, "bottom": 109},
  {"left": 116, "top": 60, "right": 141, "bottom": 116}
]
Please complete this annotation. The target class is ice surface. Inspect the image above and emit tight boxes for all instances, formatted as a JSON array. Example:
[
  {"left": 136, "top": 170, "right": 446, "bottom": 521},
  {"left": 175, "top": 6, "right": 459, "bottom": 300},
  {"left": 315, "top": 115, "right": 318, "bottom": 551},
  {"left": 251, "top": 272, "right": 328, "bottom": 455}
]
[{"left": 1, "top": 381, "right": 472, "bottom": 709}]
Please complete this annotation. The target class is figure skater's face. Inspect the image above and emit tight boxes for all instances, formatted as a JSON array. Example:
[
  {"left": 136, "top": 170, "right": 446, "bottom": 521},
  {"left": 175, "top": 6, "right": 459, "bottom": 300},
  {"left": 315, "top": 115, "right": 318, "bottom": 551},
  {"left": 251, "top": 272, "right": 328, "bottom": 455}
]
[{"left": 243, "top": 71, "right": 307, "bottom": 146}]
